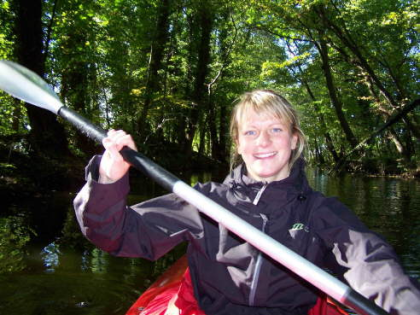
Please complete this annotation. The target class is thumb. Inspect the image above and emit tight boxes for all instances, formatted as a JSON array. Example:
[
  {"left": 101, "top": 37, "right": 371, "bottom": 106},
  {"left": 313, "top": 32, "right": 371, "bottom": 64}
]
[{"left": 103, "top": 137, "right": 124, "bottom": 162}]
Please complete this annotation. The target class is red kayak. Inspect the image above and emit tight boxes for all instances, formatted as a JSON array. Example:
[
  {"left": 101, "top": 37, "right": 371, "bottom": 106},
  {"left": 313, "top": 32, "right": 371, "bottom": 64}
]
[
  {"left": 126, "top": 256, "right": 349, "bottom": 315},
  {"left": 125, "top": 256, "right": 203, "bottom": 315}
]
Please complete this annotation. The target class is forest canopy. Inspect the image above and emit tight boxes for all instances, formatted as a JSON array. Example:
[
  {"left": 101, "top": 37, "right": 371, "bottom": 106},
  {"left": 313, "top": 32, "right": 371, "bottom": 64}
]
[{"left": 0, "top": 0, "right": 419, "bottom": 188}]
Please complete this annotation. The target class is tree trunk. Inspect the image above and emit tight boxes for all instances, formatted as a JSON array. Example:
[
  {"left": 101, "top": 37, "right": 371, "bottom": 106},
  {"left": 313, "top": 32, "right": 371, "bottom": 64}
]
[
  {"left": 364, "top": 75, "right": 409, "bottom": 158},
  {"left": 184, "top": 2, "right": 213, "bottom": 158},
  {"left": 298, "top": 68, "right": 341, "bottom": 163},
  {"left": 317, "top": 33, "right": 358, "bottom": 147},
  {"left": 207, "top": 94, "right": 219, "bottom": 158},
  {"left": 313, "top": 136, "right": 325, "bottom": 165},
  {"left": 11, "top": 99, "right": 22, "bottom": 132},
  {"left": 60, "top": 27, "right": 96, "bottom": 156},
  {"left": 198, "top": 116, "right": 207, "bottom": 156},
  {"left": 14, "top": 0, "right": 70, "bottom": 158},
  {"left": 207, "top": 8, "right": 236, "bottom": 164},
  {"left": 286, "top": 40, "right": 341, "bottom": 163},
  {"left": 137, "top": 0, "right": 171, "bottom": 138}
]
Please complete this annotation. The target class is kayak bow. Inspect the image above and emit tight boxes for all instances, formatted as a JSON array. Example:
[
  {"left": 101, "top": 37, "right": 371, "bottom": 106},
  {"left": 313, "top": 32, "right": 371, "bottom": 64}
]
[{"left": 126, "top": 256, "right": 349, "bottom": 315}]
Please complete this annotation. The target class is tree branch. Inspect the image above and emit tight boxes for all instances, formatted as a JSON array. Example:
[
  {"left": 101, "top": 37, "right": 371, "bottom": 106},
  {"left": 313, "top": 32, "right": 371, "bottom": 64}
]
[
  {"left": 330, "top": 98, "right": 420, "bottom": 173},
  {"left": 43, "top": 0, "right": 59, "bottom": 64}
]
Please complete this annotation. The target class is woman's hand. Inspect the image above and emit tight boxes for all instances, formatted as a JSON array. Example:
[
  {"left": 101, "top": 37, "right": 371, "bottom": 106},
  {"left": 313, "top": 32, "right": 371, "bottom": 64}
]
[{"left": 99, "top": 130, "right": 137, "bottom": 184}]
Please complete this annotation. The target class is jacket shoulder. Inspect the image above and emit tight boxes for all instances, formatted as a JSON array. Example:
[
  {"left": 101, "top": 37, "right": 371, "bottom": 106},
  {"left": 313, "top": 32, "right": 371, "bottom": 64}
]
[{"left": 308, "top": 193, "right": 367, "bottom": 231}]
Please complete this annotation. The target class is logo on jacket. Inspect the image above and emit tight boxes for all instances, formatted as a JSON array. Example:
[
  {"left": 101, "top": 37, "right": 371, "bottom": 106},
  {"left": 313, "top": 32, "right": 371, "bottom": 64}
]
[{"left": 291, "top": 223, "right": 308, "bottom": 232}]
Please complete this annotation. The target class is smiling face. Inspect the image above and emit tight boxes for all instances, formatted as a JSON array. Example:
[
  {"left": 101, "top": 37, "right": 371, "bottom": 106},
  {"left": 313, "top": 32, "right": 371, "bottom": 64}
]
[{"left": 236, "top": 108, "right": 298, "bottom": 182}]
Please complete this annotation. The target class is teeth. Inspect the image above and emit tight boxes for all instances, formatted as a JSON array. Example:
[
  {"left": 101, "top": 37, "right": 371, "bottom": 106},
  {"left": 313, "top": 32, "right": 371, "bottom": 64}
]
[{"left": 254, "top": 152, "right": 276, "bottom": 158}]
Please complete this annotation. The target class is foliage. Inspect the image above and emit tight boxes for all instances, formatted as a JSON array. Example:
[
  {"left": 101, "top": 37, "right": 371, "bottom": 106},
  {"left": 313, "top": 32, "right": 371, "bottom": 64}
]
[
  {"left": 0, "top": 0, "right": 419, "bottom": 176},
  {"left": 0, "top": 215, "right": 35, "bottom": 274}
]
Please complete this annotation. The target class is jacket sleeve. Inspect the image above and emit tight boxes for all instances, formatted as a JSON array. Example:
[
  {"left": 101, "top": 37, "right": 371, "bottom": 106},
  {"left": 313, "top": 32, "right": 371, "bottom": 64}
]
[
  {"left": 73, "top": 155, "right": 204, "bottom": 260},
  {"left": 313, "top": 196, "right": 420, "bottom": 315}
]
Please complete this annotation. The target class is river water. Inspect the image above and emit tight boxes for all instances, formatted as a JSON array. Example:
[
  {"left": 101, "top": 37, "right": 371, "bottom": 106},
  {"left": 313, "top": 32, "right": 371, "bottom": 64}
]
[{"left": 1, "top": 169, "right": 419, "bottom": 314}]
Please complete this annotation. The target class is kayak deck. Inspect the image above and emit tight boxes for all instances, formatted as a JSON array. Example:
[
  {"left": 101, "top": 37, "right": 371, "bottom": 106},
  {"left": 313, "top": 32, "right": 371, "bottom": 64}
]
[
  {"left": 126, "top": 256, "right": 189, "bottom": 315},
  {"left": 126, "top": 256, "right": 349, "bottom": 315}
]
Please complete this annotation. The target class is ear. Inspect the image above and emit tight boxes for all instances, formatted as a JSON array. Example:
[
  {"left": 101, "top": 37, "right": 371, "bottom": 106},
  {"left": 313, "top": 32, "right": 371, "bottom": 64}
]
[
  {"left": 235, "top": 137, "right": 243, "bottom": 155},
  {"left": 291, "top": 133, "right": 298, "bottom": 150}
]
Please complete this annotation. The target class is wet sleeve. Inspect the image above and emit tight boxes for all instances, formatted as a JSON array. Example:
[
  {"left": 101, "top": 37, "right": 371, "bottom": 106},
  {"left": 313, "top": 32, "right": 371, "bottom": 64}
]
[
  {"left": 73, "top": 155, "right": 204, "bottom": 260},
  {"left": 313, "top": 197, "right": 420, "bottom": 315}
]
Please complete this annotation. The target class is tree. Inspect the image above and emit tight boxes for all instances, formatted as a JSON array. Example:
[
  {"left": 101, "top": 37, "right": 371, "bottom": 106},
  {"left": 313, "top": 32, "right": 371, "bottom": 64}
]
[
  {"left": 137, "top": 0, "right": 172, "bottom": 138},
  {"left": 183, "top": 0, "right": 214, "bottom": 159},
  {"left": 13, "top": 0, "right": 70, "bottom": 158},
  {"left": 53, "top": 0, "right": 102, "bottom": 156},
  {"left": 1, "top": 0, "right": 418, "bottom": 177},
  {"left": 244, "top": 0, "right": 419, "bottom": 171}
]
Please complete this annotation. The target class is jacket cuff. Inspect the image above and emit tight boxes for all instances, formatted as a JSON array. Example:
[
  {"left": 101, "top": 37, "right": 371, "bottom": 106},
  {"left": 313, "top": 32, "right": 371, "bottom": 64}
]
[{"left": 83, "top": 155, "right": 130, "bottom": 212}]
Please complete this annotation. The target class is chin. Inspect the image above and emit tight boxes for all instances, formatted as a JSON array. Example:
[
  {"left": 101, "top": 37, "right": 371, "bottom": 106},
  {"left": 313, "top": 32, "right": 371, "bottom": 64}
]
[{"left": 256, "top": 173, "right": 277, "bottom": 181}]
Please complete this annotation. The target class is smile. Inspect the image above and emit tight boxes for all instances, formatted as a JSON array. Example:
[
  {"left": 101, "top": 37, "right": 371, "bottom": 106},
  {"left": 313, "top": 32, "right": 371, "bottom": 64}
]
[{"left": 254, "top": 152, "right": 277, "bottom": 159}]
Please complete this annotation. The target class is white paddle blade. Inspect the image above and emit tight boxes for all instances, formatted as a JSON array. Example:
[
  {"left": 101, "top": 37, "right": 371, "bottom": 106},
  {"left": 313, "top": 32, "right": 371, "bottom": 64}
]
[{"left": 0, "top": 60, "right": 63, "bottom": 114}]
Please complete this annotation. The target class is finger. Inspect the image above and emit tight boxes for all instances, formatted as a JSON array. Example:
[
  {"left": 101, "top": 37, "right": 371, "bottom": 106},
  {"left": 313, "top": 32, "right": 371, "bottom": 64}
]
[
  {"left": 103, "top": 129, "right": 137, "bottom": 152},
  {"left": 102, "top": 138, "right": 124, "bottom": 162},
  {"left": 102, "top": 135, "right": 118, "bottom": 151},
  {"left": 111, "top": 132, "right": 136, "bottom": 151},
  {"left": 103, "top": 130, "right": 125, "bottom": 147},
  {"left": 116, "top": 134, "right": 136, "bottom": 150}
]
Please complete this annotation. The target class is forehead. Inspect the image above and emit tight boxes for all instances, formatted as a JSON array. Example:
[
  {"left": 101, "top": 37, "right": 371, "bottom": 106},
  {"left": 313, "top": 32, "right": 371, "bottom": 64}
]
[{"left": 238, "top": 107, "right": 289, "bottom": 128}]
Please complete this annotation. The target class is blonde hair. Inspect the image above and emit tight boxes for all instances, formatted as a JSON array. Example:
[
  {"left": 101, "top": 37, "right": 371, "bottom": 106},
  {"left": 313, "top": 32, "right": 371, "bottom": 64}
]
[{"left": 229, "top": 90, "right": 305, "bottom": 171}]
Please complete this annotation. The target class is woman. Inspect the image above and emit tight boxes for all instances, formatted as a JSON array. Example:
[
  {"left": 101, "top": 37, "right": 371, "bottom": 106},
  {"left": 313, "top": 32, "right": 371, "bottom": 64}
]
[{"left": 74, "top": 90, "right": 420, "bottom": 314}]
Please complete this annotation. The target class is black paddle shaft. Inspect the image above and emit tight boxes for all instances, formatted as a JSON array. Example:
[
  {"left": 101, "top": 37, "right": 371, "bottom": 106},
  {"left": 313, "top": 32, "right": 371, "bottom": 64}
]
[
  {"left": 345, "top": 290, "right": 389, "bottom": 315},
  {"left": 58, "top": 106, "right": 179, "bottom": 191},
  {"left": 58, "top": 106, "right": 107, "bottom": 143}
]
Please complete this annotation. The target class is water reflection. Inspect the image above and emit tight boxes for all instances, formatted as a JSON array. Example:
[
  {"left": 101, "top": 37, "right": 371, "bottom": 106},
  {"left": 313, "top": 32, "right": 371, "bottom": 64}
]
[
  {"left": 0, "top": 169, "right": 419, "bottom": 314},
  {"left": 42, "top": 242, "right": 61, "bottom": 272},
  {"left": 306, "top": 169, "right": 420, "bottom": 279},
  {"left": 90, "top": 248, "right": 108, "bottom": 274}
]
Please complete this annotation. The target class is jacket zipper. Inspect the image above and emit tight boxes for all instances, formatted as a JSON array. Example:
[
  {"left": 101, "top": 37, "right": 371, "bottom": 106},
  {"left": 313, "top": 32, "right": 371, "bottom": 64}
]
[
  {"left": 253, "top": 183, "right": 268, "bottom": 205},
  {"left": 249, "top": 213, "right": 268, "bottom": 306}
]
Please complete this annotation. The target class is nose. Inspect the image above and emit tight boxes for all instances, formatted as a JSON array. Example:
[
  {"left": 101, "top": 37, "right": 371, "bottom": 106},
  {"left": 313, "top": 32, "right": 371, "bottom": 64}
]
[{"left": 256, "top": 130, "right": 271, "bottom": 147}]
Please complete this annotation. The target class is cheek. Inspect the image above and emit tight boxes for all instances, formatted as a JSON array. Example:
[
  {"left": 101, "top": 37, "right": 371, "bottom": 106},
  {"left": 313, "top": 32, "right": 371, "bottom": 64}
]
[{"left": 237, "top": 137, "right": 251, "bottom": 156}]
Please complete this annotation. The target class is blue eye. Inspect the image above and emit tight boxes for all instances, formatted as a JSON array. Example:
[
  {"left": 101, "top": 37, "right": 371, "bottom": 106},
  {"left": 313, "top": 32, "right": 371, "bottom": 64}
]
[
  {"left": 271, "top": 128, "right": 283, "bottom": 133},
  {"left": 244, "top": 130, "right": 257, "bottom": 136}
]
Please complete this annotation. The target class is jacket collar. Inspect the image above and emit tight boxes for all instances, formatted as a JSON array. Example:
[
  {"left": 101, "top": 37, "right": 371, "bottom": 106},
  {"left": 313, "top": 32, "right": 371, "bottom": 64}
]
[{"left": 223, "top": 158, "right": 311, "bottom": 207}]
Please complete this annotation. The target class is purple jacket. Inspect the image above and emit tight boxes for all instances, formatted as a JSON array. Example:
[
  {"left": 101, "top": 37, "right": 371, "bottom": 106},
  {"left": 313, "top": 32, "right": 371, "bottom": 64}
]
[{"left": 74, "top": 156, "right": 420, "bottom": 315}]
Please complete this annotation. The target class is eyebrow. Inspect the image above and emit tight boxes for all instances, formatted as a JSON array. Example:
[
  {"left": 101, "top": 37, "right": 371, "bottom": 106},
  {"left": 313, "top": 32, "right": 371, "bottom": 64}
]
[{"left": 242, "top": 120, "right": 287, "bottom": 128}]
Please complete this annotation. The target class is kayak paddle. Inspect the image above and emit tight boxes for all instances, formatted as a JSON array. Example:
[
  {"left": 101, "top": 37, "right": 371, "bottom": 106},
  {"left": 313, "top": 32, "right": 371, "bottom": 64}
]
[{"left": 0, "top": 60, "right": 389, "bottom": 315}]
